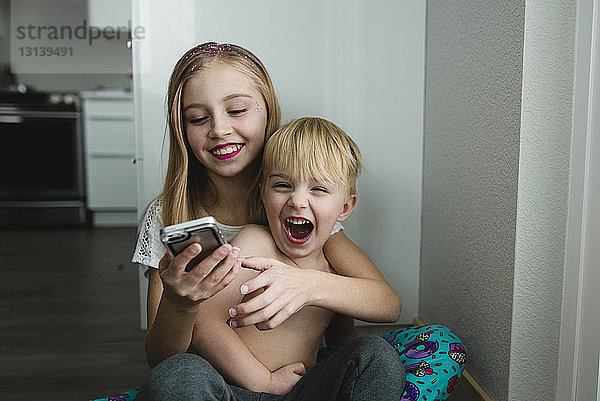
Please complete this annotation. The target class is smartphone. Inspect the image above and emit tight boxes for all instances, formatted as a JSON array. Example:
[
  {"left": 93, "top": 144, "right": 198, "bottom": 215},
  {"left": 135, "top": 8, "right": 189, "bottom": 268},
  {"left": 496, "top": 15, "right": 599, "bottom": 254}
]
[{"left": 160, "top": 216, "right": 226, "bottom": 272}]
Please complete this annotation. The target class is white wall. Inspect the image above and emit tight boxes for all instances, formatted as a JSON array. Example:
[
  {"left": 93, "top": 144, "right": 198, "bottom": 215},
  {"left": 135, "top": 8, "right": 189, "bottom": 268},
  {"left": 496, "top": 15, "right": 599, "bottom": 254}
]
[
  {"left": 420, "top": 2, "right": 525, "bottom": 399},
  {"left": 133, "top": 0, "right": 426, "bottom": 324},
  {"left": 509, "top": 0, "right": 578, "bottom": 399},
  {"left": 576, "top": 24, "right": 600, "bottom": 397},
  {"left": 423, "top": 0, "right": 590, "bottom": 400},
  {"left": 573, "top": 45, "right": 600, "bottom": 399},
  {"left": 559, "top": 0, "right": 600, "bottom": 398}
]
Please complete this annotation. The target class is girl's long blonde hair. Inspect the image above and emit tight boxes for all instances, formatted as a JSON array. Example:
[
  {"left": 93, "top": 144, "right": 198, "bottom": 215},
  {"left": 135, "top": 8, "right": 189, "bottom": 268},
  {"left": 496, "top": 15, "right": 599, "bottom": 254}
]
[{"left": 162, "top": 43, "right": 280, "bottom": 226}]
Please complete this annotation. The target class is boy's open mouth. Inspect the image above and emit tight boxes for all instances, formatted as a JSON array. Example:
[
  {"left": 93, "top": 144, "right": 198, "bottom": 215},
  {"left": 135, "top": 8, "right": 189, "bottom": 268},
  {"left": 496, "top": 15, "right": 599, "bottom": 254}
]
[
  {"left": 284, "top": 217, "right": 314, "bottom": 244},
  {"left": 210, "top": 143, "right": 244, "bottom": 160}
]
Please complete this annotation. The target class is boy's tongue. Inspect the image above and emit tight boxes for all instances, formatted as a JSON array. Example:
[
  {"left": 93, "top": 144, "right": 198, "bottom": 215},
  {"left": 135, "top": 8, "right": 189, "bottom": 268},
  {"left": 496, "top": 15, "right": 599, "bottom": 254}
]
[{"left": 285, "top": 220, "right": 313, "bottom": 240}]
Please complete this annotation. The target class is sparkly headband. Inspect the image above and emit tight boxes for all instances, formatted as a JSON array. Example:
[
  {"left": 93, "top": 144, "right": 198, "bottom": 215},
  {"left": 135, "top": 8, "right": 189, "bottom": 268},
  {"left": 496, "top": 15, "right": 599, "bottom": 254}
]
[{"left": 184, "top": 43, "right": 249, "bottom": 60}]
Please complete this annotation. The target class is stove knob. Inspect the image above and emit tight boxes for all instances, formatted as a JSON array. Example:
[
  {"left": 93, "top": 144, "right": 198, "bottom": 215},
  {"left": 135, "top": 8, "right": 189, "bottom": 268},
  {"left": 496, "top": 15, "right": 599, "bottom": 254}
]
[
  {"left": 49, "top": 93, "right": 64, "bottom": 104},
  {"left": 64, "top": 94, "right": 76, "bottom": 105}
]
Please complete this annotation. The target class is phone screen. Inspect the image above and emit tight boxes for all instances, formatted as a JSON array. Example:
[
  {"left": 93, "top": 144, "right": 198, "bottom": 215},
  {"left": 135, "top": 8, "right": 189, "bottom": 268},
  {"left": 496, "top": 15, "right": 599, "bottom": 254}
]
[{"left": 162, "top": 223, "right": 225, "bottom": 272}]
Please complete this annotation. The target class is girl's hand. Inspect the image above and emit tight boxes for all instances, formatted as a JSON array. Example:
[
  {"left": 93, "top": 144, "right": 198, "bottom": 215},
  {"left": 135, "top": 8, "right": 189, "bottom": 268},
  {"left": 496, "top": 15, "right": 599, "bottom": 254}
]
[
  {"left": 158, "top": 243, "right": 241, "bottom": 312},
  {"left": 267, "top": 362, "right": 306, "bottom": 395},
  {"left": 228, "top": 257, "right": 313, "bottom": 330}
]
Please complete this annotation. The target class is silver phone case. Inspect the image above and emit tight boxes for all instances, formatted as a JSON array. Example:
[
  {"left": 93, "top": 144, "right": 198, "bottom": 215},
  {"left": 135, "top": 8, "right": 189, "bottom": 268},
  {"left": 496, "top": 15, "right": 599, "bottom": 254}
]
[{"left": 160, "top": 216, "right": 226, "bottom": 272}]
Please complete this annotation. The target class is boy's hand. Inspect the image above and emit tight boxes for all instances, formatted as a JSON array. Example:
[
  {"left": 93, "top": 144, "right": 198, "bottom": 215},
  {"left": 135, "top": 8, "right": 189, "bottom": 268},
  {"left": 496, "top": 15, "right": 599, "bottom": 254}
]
[
  {"left": 158, "top": 243, "right": 241, "bottom": 312},
  {"left": 228, "top": 257, "right": 314, "bottom": 330},
  {"left": 267, "top": 362, "right": 306, "bottom": 395}
]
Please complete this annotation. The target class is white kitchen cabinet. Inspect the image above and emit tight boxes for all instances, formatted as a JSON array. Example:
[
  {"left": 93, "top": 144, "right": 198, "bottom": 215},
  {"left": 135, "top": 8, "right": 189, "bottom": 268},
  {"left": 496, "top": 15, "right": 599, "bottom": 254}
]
[
  {"left": 80, "top": 90, "right": 137, "bottom": 226},
  {"left": 88, "top": 0, "right": 131, "bottom": 29}
]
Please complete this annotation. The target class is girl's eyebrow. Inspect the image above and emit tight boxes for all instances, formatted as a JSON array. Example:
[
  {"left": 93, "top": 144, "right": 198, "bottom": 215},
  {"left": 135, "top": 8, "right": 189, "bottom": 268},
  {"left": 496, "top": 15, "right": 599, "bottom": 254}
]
[
  {"left": 223, "top": 93, "right": 253, "bottom": 101},
  {"left": 183, "top": 103, "right": 204, "bottom": 112},
  {"left": 183, "top": 94, "right": 253, "bottom": 112}
]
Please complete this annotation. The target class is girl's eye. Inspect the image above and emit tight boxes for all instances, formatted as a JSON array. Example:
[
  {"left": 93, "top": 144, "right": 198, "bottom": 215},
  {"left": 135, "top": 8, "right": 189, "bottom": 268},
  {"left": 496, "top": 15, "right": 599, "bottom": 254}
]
[
  {"left": 188, "top": 116, "right": 208, "bottom": 125},
  {"left": 229, "top": 109, "right": 247, "bottom": 115},
  {"left": 312, "top": 187, "right": 329, "bottom": 193}
]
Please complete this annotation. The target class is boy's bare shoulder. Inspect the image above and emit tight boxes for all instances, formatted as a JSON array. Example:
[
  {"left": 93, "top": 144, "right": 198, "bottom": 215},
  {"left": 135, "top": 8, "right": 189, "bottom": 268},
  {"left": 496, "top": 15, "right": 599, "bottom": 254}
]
[
  {"left": 231, "top": 224, "right": 279, "bottom": 257},
  {"left": 233, "top": 224, "right": 271, "bottom": 242}
]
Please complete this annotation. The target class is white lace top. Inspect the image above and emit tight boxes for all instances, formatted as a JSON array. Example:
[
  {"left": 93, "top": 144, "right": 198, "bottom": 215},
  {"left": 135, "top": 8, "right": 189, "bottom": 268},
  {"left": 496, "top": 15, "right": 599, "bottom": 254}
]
[{"left": 132, "top": 198, "right": 343, "bottom": 269}]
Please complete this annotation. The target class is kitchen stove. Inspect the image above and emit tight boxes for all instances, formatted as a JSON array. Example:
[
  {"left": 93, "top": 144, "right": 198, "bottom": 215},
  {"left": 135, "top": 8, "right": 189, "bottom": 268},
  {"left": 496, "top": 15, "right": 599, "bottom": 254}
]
[{"left": 0, "top": 90, "right": 87, "bottom": 226}]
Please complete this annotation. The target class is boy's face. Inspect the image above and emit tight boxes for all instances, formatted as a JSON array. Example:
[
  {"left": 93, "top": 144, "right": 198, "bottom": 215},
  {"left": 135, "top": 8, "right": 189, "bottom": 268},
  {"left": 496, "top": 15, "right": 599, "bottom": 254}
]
[{"left": 262, "top": 171, "right": 356, "bottom": 260}]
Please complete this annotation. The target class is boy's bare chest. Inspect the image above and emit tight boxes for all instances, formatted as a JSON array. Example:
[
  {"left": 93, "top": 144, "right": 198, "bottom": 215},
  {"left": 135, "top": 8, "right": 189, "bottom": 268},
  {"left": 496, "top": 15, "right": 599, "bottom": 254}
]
[
  {"left": 234, "top": 255, "right": 335, "bottom": 370},
  {"left": 235, "top": 279, "right": 333, "bottom": 370},
  {"left": 235, "top": 304, "right": 334, "bottom": 371},
  {"left": 238, "top": 283, "right": 333, "bottom": 336}
]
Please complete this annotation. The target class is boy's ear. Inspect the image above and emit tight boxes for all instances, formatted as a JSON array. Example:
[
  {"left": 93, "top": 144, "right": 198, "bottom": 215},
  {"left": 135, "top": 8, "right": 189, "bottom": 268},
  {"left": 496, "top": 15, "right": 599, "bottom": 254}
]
[{"left": 337, "top": 194, "right": 357, "bottom": 222}]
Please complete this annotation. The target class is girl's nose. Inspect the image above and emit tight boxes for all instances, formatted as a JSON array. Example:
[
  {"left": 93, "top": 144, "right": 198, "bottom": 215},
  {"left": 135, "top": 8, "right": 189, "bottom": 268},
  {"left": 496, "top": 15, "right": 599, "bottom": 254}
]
[{"left": 211, "top": 115, "right": 232, "bottom": 138}]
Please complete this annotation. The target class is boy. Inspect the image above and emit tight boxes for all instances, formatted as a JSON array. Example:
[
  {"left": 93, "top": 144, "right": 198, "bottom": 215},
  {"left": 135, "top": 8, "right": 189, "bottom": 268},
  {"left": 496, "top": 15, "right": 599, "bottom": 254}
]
[{"left": 141, "top": 118, "right": 405, "bottom": 400}]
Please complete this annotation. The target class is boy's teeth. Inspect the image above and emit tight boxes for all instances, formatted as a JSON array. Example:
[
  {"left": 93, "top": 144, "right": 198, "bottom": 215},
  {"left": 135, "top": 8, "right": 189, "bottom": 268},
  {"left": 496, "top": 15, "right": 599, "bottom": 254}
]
[{"left": 286, "top": 218, "right": 310, "bottom": 225}]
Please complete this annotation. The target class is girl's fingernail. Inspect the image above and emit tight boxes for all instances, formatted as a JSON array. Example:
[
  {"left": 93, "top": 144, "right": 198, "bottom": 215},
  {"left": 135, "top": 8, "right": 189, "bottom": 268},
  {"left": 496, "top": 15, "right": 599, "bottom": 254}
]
[
  {"left": 229, "top": 320, "right": 238, "bottom": 328},
  {"left": 228, "top": 308, "right": 237, "bottom": 317},
  {"left": 191, "top": 244, "right": 201, "bottom": 254},
  {"left": 232, "top": 247, "right": 240, "bottom": 257},
  {"left": 240, "top": 285, "right": 248, "bottom": 294}
]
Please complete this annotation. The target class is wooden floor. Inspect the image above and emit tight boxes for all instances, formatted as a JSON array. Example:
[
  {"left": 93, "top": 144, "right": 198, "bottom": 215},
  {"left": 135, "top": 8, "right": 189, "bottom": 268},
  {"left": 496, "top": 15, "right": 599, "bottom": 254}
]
[
  {"left": 0, "top": 227, "right": 480, "bottom": 401},
  {"left": 0, "top": 227, "right": 148, "bottom": 400}
]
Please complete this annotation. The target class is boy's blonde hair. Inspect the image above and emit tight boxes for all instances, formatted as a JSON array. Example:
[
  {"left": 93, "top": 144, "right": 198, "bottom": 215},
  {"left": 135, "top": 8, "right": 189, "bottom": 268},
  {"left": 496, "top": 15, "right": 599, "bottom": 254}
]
[
  {"left": 162, "top": 42, "right": 281, "bottom": 226},
  {"left": 262, "top": 117, "right": 364, "bottom": 196}
]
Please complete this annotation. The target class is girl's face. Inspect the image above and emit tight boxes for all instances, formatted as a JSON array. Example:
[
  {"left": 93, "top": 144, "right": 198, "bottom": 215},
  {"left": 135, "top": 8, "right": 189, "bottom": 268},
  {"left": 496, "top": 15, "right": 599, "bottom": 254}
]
[
  {"left": 182, "top": 62, "right": 267, "bottom": 179},
  {"left": 262, "top": 172, "right": 356, "bottom": 261}
]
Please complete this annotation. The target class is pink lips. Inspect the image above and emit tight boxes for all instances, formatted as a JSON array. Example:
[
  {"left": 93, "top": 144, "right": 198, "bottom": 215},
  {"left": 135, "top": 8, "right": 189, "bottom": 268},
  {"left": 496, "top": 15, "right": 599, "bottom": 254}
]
[{"left": 209, "top": 143, "right": 244, "bottom": 160}]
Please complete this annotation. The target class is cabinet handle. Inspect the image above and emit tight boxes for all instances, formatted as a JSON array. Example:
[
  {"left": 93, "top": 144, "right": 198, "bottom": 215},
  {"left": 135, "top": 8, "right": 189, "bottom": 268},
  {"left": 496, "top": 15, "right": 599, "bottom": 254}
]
[{"left": 0, "top": 115, "right": 24, "bottom": 123}]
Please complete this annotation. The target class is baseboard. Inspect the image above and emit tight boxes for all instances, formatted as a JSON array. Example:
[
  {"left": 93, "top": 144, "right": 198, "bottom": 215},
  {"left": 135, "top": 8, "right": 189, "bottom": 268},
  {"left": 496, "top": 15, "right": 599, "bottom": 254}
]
[
  {"left": 91, "top": 211, "right": 138, "bottom": 227},
  {"left": 413, "top": 316, "right": 495, "bottom": 401}
]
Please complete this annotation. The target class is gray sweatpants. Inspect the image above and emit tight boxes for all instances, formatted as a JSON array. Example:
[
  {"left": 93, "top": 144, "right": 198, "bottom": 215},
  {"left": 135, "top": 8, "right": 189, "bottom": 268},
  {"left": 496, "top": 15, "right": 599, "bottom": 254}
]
[{"left": 136, "top": 335, "right": 406, "bottom": 401}]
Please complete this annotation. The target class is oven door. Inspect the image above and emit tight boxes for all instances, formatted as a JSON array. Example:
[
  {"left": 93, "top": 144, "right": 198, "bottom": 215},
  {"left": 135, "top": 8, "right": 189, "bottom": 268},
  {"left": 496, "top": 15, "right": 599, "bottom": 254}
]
[{"left": 0, "top": 110, "right": 86, "bottom": 225}]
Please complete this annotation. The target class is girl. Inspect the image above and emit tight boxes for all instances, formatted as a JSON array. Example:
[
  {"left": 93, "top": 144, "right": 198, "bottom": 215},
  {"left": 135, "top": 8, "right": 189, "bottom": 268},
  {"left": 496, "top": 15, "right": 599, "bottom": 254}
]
[{"left": 133, "top": 43, "right": 466, "bottom": 401}]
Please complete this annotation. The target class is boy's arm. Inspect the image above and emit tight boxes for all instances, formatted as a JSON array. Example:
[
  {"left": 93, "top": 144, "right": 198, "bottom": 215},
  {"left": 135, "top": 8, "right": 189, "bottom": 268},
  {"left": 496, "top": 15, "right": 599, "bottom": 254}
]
[{"left": 192, "top": 225, "right": 300, "bottom": 394}]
